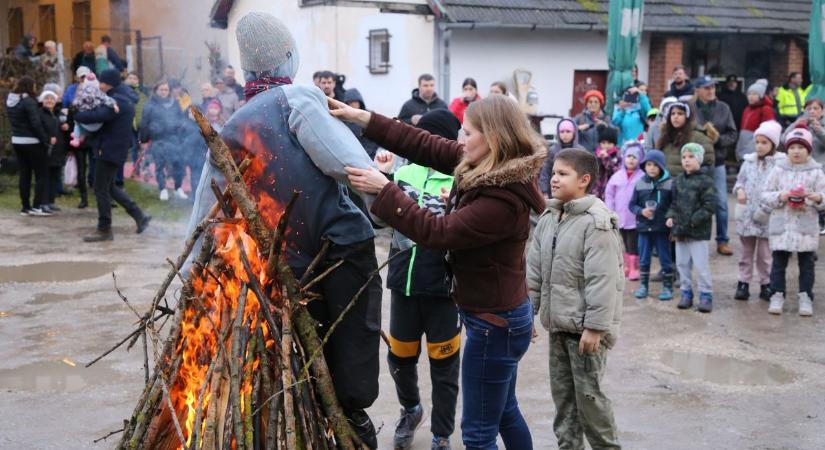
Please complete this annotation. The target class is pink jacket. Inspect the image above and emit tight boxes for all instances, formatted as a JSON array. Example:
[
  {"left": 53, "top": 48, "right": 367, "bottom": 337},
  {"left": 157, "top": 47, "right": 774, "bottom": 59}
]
[{"left": 605, "top": 168, "right": 645, "bottom": 230}]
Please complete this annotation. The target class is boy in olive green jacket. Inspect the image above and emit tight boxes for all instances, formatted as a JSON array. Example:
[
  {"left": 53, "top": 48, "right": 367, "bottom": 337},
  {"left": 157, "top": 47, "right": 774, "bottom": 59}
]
[{"left": 527, "top": 148, "right": 624, "bottom": 450}]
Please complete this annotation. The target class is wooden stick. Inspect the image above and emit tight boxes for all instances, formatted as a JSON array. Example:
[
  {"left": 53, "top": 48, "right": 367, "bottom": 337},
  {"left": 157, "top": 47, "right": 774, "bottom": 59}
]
[
  {"left": 230, "top": 284, "right": 249, "bottom": 450},
  {"left": 298, "top": 239, "right": 331, "bottom": 285},
  {"left": 280, "top": 309, "right": 297, "bottom": 450},
  {"left": 243, "top": 332, "right": 258, "bottom": 450},
  {"left": 300, "top": 260, "right": 344, "bottom": 292}
]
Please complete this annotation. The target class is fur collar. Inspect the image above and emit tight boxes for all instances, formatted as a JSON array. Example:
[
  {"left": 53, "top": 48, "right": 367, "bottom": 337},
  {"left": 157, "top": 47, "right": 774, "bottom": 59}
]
[{"left": 458, "top": 148, "right": 547, "bottom": 191}]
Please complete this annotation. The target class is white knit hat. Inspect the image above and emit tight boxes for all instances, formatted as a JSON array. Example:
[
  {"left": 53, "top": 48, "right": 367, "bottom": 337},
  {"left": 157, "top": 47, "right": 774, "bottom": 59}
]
[
  {"left": 747, "top": 79, "right": 769, "bottom": 98},
  {"left": 236, "top": 11, "right": 297, "bottom": 74}
]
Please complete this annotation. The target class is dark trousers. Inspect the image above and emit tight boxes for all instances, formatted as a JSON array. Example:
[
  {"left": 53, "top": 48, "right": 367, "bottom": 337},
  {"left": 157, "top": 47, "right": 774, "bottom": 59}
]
[
  {"left": 154, "top": 143, "right": 184, "bottom": 190},
  {"left": 47, "top": 165, "right": 62, "bottom": 204},
  {"left": 388, "top": 291, "right": 460, "bottom": 438},
  {"left": 638, "top": 231, "right": 673, "bottom": 273},
  {"left": 74, "top": 147, "right": 90, "bottom": 201},
  {"left": 93, "top": 159, "right": 144, "bottom": 231},
  {"left": 620, "top": 229, "right": 638, "bottom": 255},
  {"left": 13, "top": 143, "right": 49, "bottom": 210},
  {"left": 459, "top": 301, "right": 533, "bottom": 450},
  {"left": 770, "top": 250, "right": 816, "bottom": 299},
  {"left": 302, "top": 239, "right": 382, "bottom": 414}
]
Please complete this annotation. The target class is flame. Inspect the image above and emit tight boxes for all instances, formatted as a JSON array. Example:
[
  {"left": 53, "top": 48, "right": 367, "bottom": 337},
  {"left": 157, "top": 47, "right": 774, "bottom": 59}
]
[{"left": 168, "top": 132, "right": 285, "bottom": 449}]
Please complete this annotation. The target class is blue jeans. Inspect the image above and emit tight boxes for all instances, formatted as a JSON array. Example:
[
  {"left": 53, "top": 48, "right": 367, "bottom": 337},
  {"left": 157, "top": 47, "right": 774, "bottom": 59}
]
[
  {"left": 713, "top": 164, "right": 729, "bottom": 243},
  {"left": 459, "top": 301, "right": 533, "bottom": 450},
  {"left": 638, "top": 231, "right": 673, "bottom": 273}
]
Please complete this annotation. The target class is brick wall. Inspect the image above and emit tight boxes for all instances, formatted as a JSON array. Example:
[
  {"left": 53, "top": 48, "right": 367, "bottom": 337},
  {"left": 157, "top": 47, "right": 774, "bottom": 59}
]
[
  {"left": 769, "top": 38, "right": 805, "bottom": 87},
  {"left": 648, "top": 35, "right": 684, "bottom": 107}
]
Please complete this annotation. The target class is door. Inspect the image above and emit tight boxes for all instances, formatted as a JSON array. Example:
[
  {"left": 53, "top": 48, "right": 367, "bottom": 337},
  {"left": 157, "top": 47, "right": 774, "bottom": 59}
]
[{"left": 571, "top": 70, "right": 608, "bottom": 116}]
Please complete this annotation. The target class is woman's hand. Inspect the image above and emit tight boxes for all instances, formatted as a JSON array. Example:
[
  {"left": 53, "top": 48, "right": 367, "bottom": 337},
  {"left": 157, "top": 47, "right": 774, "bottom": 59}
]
[
  {"left": 345, "top": 166, "right": 390, "bottom": 194},
  {"left": 440, "top": 187, "right": 450, "bottom": 204},
  {"left": 666, "top": 218, "right": 674, "bottom": 228},
  {"left": 374, "top": 150, "right": 395, "bottom": 174},
  {"left": 577, "top": 123, "right": 590, "bottom": 131},
  {"left": 49, "top": 137, "right": 57, "bottom": 145},
  {"left": 328, "top": 97, "right": 371, "bottom": 128}
]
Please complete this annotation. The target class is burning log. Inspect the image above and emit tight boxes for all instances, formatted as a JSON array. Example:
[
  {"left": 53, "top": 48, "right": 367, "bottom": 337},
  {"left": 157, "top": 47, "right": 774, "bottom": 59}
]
[{"left": 110, "top": 108, "right": 370, "bottom": 450}]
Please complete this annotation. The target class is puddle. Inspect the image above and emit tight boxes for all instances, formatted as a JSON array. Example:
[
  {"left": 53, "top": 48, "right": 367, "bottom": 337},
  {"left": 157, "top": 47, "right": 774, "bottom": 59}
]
[
  {"left": 0, "top": 360, "right": 123, "bottom": 393},
  {"left": 27, "top": 290, "right": 103, "bottom": 305},
  {"left": 0, "top": 261, "right": 115, "bottom": 283},
  {"left": 661, "top": 351, "right": 796, "bottom": 386}
]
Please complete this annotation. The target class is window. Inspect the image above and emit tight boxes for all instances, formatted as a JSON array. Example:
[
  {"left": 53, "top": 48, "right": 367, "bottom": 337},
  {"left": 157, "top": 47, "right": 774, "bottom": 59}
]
[
  {"left": 8, "top": 7, "right": 24, "bottom": 50},
  {"left": 72, "top": 1, "right": 92, "bottom": 55},
  {"left": 39, "top": 5, "right": 57, "bottom": 43},
  {"left": 368, "top": 29, "right": 390, "bottom": 74}
]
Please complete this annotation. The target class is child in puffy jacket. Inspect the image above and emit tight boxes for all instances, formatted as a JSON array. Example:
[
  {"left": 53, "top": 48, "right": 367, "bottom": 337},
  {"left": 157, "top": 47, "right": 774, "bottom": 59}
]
[
  {"left": 69, "top": 73, "right": 118, "bottom": 147},
  {"left": 758, "top": 127, "right": 825, "bottom": 316},
  {"left": 605, "top": 140, "right": 645, "bottom": 280},
  {"left": 732, "top": 121, "right": 784, "bottom": 302}
]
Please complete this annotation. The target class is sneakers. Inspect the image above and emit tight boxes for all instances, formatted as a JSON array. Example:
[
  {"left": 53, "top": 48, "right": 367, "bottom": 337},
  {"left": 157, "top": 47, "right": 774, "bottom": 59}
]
[
  {"left": 28, "top": 207, "right": 53, "bottom": 217},
  {"left": 347, "top": 409, "right": 378, "bottom": 450},
  {"left": 159, "top": 189, "right": 170, "bottom": 201},
  {"left": 820, "top": 225, "right": 825, "bottom": 236},
  {"left": 174, "top": 187, "right": 189, "bottom": 200},
  {"left": 799, "top": 292, "right": 813, "bottom": 317},
  {"left": 678, "top": 290, "right": 694, "bottom": 309},
  {"left": 432, "top": 436, "right": 451, "bottom": 450},
  {"left": 633, "top": 285, "right": 648, "bottom": 299},
  {"left": 734, "top": 282, "right": 750, "bottom": 301},
  {"left": 768, "top": 292, "right": 784, "bottom": 315},
  {"left": 758, "top": 284, "right": 771, "bottom": 301},
  {"left": 697, "top": 292, "right": 713, "bottom": 313},
  {"left": 20, "top": 208, "right": 32, "bottom": 216},
  {"left": 394, "top": 404, "right": 424, "bottom": 450},
  {"left": 83, "top": 229, "right": 114, "bottom": 242}
]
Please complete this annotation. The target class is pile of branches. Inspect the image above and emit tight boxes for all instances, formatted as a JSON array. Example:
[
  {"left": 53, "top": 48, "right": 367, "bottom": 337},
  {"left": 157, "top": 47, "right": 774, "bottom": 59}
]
[{"left": 93, "top": 108, "right": 378, "bottom": 450}]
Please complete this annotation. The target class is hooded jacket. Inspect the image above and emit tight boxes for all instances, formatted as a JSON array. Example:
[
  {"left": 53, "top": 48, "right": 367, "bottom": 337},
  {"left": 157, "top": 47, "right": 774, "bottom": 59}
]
[
  {"left": 398, "top": 88, "right": 448, "bottom": 124},
  {"left": 138, "top": 95, "right": 185, "bottom": 145},
  {"left": 73, "top": 83, "right": 137, "bottom": 165},
  {"left": 6, "top": 93, "right": 50, "bottom": 145},
  {"left": 366, "top": 113, "right": 546, "bottom": 313},
  {"left": 343, "top": 88, "right": 379, "bottom": 159},
  {"left": 666, "top": 167, "right": 717, "bottom": 241},
  {"left": 733, "top": 152, "right": 786, "bottom": 239},
  {"left": 527, "top": 196, "right": 624, "bottom": 348},
  {"left": 629, "top": 150, "right": 673, "bottom": 233},
  {"left": 735, "top": 97, "right": 776, "bottom": 161},
  {"left": 575, "top": 109, "right": 613, "bottom": 152},
  {"left": 539, "top": 118, "right": 579, "bottom": 195},
  {"left": 611, "top": 94, "right": 651, "bottom": 145},
  {"left": 758, "top": 157, "right": 825, "bottom": 252},
  {"left": 605, "top": 144, "right": 646, "bottom": 229},
  {"left": 660, "top": 126, "right": 715, "bottom": 177}
]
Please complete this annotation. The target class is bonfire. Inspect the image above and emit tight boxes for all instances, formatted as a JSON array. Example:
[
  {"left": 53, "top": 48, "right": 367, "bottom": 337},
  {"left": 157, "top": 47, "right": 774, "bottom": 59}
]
[{"left": 92, "top": 108, "right": 376, "bottom": 450}]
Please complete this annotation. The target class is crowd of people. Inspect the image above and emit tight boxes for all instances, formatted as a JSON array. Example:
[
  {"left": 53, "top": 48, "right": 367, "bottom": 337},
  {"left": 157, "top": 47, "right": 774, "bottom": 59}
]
[{"left": 6, "top": 18, "right": 825, "bottom": 450}]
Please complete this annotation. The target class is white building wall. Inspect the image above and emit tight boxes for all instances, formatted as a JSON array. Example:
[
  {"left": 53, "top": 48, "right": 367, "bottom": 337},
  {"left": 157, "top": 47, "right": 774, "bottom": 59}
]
[
  {"left": 226, "top": 0, "right": 434, "bottom": 117},
  {"left": 449, "top": 28, "right": 651, "bottom": 132}
]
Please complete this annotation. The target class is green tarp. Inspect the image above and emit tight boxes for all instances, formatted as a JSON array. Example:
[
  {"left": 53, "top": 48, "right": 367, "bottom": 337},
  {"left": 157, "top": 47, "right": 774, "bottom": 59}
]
[
  {"left": 809, "top": 0, "right": 825, "bottom": 101},
  {"left": 605, "top": 0, "right": 644, "bottom": 116}
]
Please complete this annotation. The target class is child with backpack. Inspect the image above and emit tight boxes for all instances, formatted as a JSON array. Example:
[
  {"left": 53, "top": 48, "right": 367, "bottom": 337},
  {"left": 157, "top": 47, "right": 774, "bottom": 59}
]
[{"left": 605, "top": 140, "right": 645, "bottom": 280}]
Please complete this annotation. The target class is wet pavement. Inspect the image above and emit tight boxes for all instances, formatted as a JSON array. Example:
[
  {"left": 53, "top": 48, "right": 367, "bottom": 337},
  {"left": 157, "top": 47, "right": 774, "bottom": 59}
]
[{"left": 0, "top": 204, "right": 823, "bottom": 449}]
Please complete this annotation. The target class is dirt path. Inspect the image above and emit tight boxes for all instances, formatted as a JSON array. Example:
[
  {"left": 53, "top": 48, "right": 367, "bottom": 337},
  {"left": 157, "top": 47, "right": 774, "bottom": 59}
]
[{"left": 0, "top": 204, "right": 823, "bottom": 449}]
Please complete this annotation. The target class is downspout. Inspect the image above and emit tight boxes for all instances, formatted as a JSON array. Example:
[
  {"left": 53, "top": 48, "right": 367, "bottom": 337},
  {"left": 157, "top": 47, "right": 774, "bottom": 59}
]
[{"left": 436, "top": 22, "right": 451, "bottom": 101}]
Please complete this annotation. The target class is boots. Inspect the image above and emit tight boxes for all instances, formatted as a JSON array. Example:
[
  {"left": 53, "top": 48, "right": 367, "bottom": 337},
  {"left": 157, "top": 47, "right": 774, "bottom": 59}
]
[
  {"left": 136, "top": 214, "right": 152, "bottom": 234},
  {"left": 659, "top": 272, "right": 674, "bottom": 300},
  {"left": 759, "top": 284, "right": 772, "bottom": 301},
  {"left": 623, "top": 253, "right": 630, "bottom": 278},
  {"left": 83, "top": 229, "right": 113, "bottom": 242},
  {"left": 634, "top": 268, "right": 650, "bottom": 298},
  {"left": 734, "top": 281, "right": 750, "bottom": 300},
  {"left": 78, "top": 193, "right": 88, "bottom": 209},
  {"left": 628, "top": 254, "right": 640, "bottom": 281}
]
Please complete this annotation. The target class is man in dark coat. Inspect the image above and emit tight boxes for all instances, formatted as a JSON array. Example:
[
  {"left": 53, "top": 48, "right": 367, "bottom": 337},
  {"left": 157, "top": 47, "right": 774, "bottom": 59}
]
[
  {"left": 101, "top": 35, "right": 126, "bottom": 71},
  {"left": 664, "top": 65, "right": 695, "bottom": 99},
  {"left": 75, "top": 69, "right": 150, "bottom": 241},
  {"left": 398, "top": 74, "right": 448, "bottom": 125},
  {"left": 718, "top": 74, "right": 748, "bottom": 129},
  {"left": 14, "top": 35, "right": 36, "bottom": 61}
]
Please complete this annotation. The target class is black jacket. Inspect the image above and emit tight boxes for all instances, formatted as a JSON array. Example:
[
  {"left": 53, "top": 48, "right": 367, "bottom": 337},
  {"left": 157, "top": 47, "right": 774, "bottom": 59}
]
[
  {"left": 397, "top": 88, "right": 448, "bottom": 124},
  {"left": 6, "top": 93, "right": 49, "bottom": 144},
  {"left": 138, "top": 96, "right": 185, "bottom": 144},
  {"left": 106, "top": 47, "right": 126, "bottom": 71},
  {"left": 74, "top": 84, "right": 136, "bottom": 165},
  {"left": 665, "top": 80, "right": 695, "bottom": 99},
  {"left": 39, "top": 106, "right": 67, "bottom": 167},
  {"left": 71, "top": 52, "right": 95, "bottom": 74},
  {"left": 718, "top": 86, "right": 748, "bottom": 129}
]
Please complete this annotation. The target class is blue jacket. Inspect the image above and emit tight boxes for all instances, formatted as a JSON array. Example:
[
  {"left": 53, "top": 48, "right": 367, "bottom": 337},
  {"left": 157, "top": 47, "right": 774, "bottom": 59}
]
[
  {"left": 612, "top": 95, "right": 651, "bottom": 145},
  {"left": 187, "top": 84, "right": 376, "bottom": 270},
  {"left": 73, "top": 83, "right": 136, "bottom": 165},
  {"left": 629, "top": 171, "right": 673, "bottom": 233}
]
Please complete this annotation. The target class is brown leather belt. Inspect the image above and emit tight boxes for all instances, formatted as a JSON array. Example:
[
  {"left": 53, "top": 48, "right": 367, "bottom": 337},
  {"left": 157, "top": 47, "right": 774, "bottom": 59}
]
[{"left": 472, "top": 312, "right": 509, "bottom": 328}]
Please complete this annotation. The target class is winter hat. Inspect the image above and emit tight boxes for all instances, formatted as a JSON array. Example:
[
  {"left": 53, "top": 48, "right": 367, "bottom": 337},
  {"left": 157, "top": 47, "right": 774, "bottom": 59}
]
[
  {"left": 417, "top": 109, "right": 462, "bottom": 141},
  {"left": 646, "top": 108, "right": 659, "bottom": 119},
  {"left": 236, "top": 11, "right": 298, "bottom": 74},
  {"left": 597, "top": 125, "right": 618, "bottom": 145},
  {"left": 785, "top": 126, "right": 814, "bottom": 153},
  {"left": 747, "top": 79, "right": 768, "bottom": 98},
  {"left": 622, "top": 140, "right": 644, "bottom": 161},
  {"left": 207, "top": 99, "right": 223, "bottom": 113},
  {"left": 75, "top": 66, "right": 91, "bottom": 79},
  {"left": 666, "top": 101, "right": 691, "bottom": 119},
  {"left": 38, "top": 90, "right": 59, "bottom": 103},
  {"left": 43, "top": 82, "right": 63, "bottom": 98},
  {"left": 99, "top": 68, "right": 122, "bottom": 88},
  {"left": 558, "top": 119, "right": 576, "bottom": 134},
  {"left": 754, "top": 120, "right": 782, "bottom": 149},
  {"left": 681, "top": 142, "right": 705, "bottom": 162},
  {"left": 659, "top": 96, "right": 678, "bottom": 112},
  {"left": 583, "top": 90, "right": 605, "bottom": 107},
  {"left": 642, "top": 149, "right": 667, "bottom": 172}
]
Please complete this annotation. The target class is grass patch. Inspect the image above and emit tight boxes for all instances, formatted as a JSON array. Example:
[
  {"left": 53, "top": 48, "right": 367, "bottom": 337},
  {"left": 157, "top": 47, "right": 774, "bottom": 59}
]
[{"left": 0, "top": 174, "right": 192, "bottom": 222}]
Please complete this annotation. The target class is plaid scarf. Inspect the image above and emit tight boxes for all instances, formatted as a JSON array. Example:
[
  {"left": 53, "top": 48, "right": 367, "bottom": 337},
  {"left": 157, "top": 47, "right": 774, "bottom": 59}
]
[{"left": 243, "top": 76, "right": 293, "bottom": 101}]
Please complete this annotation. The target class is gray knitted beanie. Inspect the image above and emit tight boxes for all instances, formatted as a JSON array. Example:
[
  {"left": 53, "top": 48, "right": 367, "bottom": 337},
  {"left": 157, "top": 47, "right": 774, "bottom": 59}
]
[{"left": 236, "top": 11, "right": 297, "bottom": 73}]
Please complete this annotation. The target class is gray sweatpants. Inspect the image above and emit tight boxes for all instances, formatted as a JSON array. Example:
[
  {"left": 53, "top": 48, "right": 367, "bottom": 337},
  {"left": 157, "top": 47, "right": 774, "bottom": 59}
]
[{"left": 676, "top": 239, "right": 713, "bottom": 294}]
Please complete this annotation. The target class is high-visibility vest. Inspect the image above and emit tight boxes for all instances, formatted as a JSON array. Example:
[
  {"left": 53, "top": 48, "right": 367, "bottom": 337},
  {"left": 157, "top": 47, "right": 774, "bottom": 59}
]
[{"left": 776, "top": 85, "right": 812, "bottom": 117}]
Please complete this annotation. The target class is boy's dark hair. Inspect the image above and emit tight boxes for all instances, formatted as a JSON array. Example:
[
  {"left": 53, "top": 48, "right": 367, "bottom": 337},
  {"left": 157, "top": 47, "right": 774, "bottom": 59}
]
[
  {"left": 418, "top": 73, "right": 435, "bottom": 85},
  {"left": 555, "top": 148, "right": 599, "bottom": 191},
  {"left": 318, "top": 70, "right": 336, "bottom": 81},
  {"left": 101, "top": 35, "right": 112, "bottom": 44}
]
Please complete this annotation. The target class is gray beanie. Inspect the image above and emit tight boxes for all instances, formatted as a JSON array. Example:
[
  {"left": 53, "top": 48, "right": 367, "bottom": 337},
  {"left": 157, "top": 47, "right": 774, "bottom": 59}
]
[
  {"left": 236, "top": 11, "right": 297, "bottom": 74},
  {"left": 747, "top": 79, "right": 768, "bottom": 98}
]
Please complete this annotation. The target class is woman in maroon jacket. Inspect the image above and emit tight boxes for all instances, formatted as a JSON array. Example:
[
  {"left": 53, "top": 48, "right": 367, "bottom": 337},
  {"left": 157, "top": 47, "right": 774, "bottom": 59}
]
[{"left": 332, "top": 95, "right": 546, "bottom": 450}]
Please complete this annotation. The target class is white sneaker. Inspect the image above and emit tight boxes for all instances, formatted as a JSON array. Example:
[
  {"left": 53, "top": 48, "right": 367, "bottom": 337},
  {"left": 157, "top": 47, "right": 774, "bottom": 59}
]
[
  {"left": 768, "top": 292, "right": 784, "bottom": 315},
  {"left": 820, "top": 225, "right": 825, "bottom": 236},
  {"left": 799, "top": 292, "right": 813, "bottom": 317},
  {"left": 28, "top": 207, "right": 53, "bottom": 217},
  {"left": 159, "top": 189, "right": 170, "bottom": 201},
  {"left": 174, "top": 187, "right": 189, "bottom": 200}
]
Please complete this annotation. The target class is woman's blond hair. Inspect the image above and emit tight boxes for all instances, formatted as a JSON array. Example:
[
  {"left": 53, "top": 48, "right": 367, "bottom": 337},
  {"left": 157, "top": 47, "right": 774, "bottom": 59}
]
[{"left": 456, "top": 95, "right": 545, "bottom": 186}]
